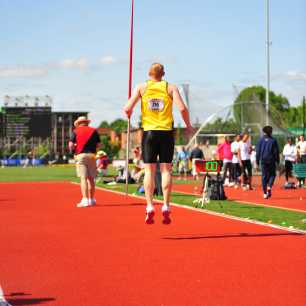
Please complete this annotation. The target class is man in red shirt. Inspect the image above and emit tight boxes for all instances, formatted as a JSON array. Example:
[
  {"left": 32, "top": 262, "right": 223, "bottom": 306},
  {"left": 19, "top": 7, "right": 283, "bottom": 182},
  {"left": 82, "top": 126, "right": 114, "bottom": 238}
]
[{"left": 69, "top": 116, "right": 101, "bottom": 207}]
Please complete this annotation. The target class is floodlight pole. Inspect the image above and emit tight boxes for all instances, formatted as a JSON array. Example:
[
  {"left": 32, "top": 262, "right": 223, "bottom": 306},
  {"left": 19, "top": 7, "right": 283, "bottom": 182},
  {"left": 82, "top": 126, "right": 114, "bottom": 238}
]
[{"left": 265, "top": 0, "right": 271, "bottom": 125}]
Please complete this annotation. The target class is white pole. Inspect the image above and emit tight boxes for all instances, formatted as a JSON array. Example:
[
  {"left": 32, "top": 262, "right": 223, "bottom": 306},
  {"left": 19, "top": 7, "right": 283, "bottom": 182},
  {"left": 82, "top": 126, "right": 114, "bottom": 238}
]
[
  {"left": 125, "top": 119, "right": 130, "bottom": 195},
  {"left": 266, "top": 0, "right": 271, "bottom": 125}
]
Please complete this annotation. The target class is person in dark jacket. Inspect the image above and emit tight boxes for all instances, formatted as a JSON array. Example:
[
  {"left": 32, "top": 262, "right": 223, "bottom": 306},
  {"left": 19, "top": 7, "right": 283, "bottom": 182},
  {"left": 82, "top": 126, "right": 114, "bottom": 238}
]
[
  {"left": 256, "top": 126, "right": 280, "bottom": 199},
  {"left": 190, "top": 143, "right": 204, "bottom": 180}
]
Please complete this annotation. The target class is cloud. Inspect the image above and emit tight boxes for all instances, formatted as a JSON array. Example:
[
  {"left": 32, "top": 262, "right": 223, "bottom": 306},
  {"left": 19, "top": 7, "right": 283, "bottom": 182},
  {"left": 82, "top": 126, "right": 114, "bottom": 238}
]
[
  {"left": 272, "top": 70, "right": 306, "bottom": 82},
  {"left": 286, "top": 70, "right": 306, "bottom": 81},
  {"left": 99, "top": 56, "right": 117, "bottom": 65},
  {"left": 0, "top": 66, "right": 48, "bottom": 78},
  {"left": 58, "top": 57, "right": 89, "bottom": 70}
]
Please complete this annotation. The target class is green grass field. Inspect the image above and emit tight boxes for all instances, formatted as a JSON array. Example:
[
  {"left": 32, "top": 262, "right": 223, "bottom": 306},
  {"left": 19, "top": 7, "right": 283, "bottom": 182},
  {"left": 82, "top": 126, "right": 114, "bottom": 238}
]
[
  {"left": 101, "top": 182, "right": 306, "bottom": 231},
  {"left": 1, "top": 166, "right": 306, "bottom": 231}
]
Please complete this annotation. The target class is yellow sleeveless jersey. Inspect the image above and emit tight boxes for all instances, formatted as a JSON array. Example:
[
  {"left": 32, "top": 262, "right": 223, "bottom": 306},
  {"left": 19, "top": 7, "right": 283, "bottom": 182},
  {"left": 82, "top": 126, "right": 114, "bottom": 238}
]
[{"left": 141, "top": 80, "right": 173, "bottom": 131}]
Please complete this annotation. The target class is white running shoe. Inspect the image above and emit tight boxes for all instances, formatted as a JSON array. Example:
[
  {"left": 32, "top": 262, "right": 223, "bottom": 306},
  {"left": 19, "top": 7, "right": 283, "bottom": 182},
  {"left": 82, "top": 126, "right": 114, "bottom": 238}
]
[
  {"left": 88, "top": 198, "right": 97, "bottom": 206},
  {"left": 77, "top": 198, "right": 90, "bottom": 207},
  {"left": 228, "top": 182, "right": 235, "bottom": 187},
  {"left": 263, "top": 193, "right": 268, "bottom": 199}
]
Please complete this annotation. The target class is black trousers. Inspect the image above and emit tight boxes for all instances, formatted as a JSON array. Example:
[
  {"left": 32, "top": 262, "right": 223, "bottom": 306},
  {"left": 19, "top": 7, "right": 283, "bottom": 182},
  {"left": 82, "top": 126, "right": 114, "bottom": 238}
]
[
  {"left": 284, "top": 160, "right": 293, "bottom": 181},
  {"left": 223, "top": 162, "right": 233, "bottom": 182},
  {"left": 261, "top": 162, "right": 276, "bottom": 193}
]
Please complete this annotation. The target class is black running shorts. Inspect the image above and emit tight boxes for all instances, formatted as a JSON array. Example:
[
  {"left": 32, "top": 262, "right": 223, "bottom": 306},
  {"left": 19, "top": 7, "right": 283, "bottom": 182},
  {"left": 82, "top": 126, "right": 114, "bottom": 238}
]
[{"left": 141, "top": 130, "right": 175, "bottom": 163}]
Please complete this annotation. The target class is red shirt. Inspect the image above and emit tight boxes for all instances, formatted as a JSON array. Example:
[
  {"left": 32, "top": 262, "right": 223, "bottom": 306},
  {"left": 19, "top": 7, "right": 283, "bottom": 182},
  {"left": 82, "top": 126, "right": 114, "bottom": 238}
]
[{"left": 70, "top": 126, "right": 100, "bottom": 154}]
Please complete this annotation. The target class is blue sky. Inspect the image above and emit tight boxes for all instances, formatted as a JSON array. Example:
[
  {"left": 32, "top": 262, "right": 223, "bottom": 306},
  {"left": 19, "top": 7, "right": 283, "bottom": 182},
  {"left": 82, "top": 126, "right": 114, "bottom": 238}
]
[{"left": 0, "top": 0, "right": 305, "bottom": 126}]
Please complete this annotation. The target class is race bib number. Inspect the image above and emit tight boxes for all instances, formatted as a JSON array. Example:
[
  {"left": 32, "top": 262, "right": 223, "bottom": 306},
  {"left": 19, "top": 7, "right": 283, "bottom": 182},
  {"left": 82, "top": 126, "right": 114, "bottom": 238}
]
[{"left": 148, "top": 98, "right": 164, "bottom": 111}]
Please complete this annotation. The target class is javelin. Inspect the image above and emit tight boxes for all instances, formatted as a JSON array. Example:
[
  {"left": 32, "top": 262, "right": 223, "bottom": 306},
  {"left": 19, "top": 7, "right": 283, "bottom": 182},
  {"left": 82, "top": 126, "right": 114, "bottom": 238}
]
[{"left": 125, "top": 0, "right": 134, "bottom": 195}]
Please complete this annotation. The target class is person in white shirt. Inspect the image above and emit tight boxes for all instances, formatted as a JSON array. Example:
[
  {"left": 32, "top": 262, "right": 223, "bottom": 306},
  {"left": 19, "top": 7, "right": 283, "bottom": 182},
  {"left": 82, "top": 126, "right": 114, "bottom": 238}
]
[
  {"left": 282, "top": 138, "right": 296, "bottom": 185},
  {"left": 238, "top": 134, "right": 253, "bottom": 190},
  {"left": 231, "top": 134, "right": 241, "bottom": 188},
  {"left": 296, "top": 135, "right": 306, "bottom": 163},
  {"left": 296, "top": 135, "right": 306, "bottom": 187}
]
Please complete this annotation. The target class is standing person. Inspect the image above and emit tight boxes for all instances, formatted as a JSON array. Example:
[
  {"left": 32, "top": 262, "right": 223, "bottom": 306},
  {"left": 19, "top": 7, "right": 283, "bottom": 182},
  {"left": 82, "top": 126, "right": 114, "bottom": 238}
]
[
  {"left": 177, "top": 147, "right": 189, "bottom": 180},
  {"left": 217, "top": 136, "right": 234, "bottom": 186},
  {"left": 250, "top": 146, "right": 257, "bottom": 173},
  {"left": 282, "top": 138, "right": 296, "bottom": 186},
  {"left": 238, "top": 134, "right": 253, "bottom": 190},
  {"left": 256, "top": 126, "right": 280, "bottom": 199},
  {"left": 190, "top": 143, "right": 204, "bottom": 180},
  {"left": 296, "top": 135, "right": 306, "bottom": 187},
  {"left": 69, "top": 116, "right": 101, "bottom": 207},
  {"left": 124, "top": 63, "right": 192, "bottom": 224},
  {"left": 296, "top": 135, "right": 306, "bottom": 163},
  {"left": 231, "top": 134, "right": 241, "bottom": 188}
]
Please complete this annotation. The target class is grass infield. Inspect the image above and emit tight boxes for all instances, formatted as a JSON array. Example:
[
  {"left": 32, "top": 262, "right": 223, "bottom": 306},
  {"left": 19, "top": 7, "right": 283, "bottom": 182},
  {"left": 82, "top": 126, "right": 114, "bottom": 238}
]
[
  {"left": 1, "top": 166, "right": 305, "bottom": 231},
  {"left": 100, "top": 182, "right": 306, "bottom": 231}
]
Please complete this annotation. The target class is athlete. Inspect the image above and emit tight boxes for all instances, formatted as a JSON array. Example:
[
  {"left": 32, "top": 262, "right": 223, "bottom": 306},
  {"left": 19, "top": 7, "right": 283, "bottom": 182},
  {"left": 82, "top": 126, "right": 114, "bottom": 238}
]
[{"left": 124, "top": 63, "right": 192, "bottom": 224}]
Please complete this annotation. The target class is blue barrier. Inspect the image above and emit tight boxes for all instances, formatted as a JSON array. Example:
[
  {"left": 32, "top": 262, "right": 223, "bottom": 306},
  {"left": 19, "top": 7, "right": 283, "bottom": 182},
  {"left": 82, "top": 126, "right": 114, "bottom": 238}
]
[{"left": 0, "top": 158, "right": 43, "bottom": 166}]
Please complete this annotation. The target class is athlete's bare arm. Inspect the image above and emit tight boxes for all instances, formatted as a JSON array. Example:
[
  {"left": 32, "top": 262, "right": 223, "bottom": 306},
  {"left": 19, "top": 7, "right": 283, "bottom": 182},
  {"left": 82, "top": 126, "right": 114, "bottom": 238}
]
[
  {"left": 124, "top": 83, "right": 146, "bottom": 118},
  {"left": 168, "top": 84, "right": 192, "bottom": 130}
]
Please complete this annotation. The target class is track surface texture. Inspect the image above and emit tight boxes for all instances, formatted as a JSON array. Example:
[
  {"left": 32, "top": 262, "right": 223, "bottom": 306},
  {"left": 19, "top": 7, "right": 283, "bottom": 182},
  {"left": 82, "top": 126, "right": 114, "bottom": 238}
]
[
  {"left": 173, "top": 176, "right": 306, "bottom": 212},
  {"left": 0, "top": 182, "right": 305, "bottom": 306}
]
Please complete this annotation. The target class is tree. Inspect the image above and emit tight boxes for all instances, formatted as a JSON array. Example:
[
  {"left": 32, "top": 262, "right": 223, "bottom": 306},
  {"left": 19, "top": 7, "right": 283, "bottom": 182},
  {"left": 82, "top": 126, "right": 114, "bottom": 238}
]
[
  {"left": 201, "top": 118, "right": 240, "bottom": 134},
  {"left": 98, "top": 120, "right": 109, "bottom": 128},
  {"left": 110, "top": 119, "right": 128, "bottom": 134},
  {"left": 100, "top": 135, "right": 120, "bottom": 159},
  {"left": 233, "top": 86, "right": 290, "bottom": 128}
]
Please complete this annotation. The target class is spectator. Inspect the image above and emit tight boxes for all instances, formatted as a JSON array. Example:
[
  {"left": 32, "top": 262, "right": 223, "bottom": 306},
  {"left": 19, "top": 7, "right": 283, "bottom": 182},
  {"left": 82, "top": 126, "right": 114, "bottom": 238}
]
[
  {"left": 296, "top": 135, "right": 306, "bottom": 163},
  {"left": 250, "top": 145, "right": 257, "bottom": 173},
  {"left": 69, "top": 116, "right": 101, "bottom": 207},
  {"left": 23, "top": 151, "right": 33, "bottom": 168},
  {"left": 202, "top": 140, "right": 213, "bottom": 161},
  {"left": 256, "top": 126, "right": 280, "bottom": 199},
  {"left": 177, "top": 147, "right": 189, "bottom": 180},
  {"left": 238, "top": 134, "right": 253, "bottom": 190},
  {"left": 282, "top": 138, "right": 296, "bottom": 186},
  {"left": 231, "top": 134, "right": 241, "bottom": 188},
  {"left": 96, "top": 150, "right": 110, "bottom": 183},
  {"left": 217, "top": 136, "right": 234, "bottom": 186},
  {"left": 131, "top": 147, "right": 145, "bottom": 183},
  {"left": 190, "top": 143, "right": 204, "bottom": 180},
  {"left": 296, "top": 135, "right": 306, "bottom": 187}
]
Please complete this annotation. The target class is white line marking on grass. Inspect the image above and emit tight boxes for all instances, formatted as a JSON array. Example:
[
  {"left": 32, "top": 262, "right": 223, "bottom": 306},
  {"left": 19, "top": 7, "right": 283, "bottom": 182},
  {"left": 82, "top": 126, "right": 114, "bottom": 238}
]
[
  {"left": 172, "top": 189, "right": 306, "bottom": 214},
  {"left": 70, "top": 182, "right": 306, "bottom": 235}
]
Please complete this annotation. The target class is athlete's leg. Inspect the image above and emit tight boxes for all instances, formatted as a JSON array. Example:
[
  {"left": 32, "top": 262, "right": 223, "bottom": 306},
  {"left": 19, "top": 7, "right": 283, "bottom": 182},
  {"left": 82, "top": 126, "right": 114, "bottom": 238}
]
[
  {"left": 144, "top": 163, "right": 157, "bottom": 210},
  {"left": 160, "top": 163, "right": 172, "bottom": 207}
]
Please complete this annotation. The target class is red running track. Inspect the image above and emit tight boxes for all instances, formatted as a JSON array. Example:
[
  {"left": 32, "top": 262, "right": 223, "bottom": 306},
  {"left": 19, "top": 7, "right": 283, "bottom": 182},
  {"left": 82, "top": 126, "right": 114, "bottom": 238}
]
[
  {"left": 0, "top": 182, "right": 305, "bottom": 306},
  {"left": 173, "top": 177, "right": 306, "bottom": 212}
]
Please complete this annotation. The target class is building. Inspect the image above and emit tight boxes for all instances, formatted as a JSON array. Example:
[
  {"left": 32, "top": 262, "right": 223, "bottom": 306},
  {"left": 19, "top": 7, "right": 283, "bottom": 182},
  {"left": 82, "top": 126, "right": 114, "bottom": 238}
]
[
  {"left": 52, "top": 111, "right": 88, "bottom": 155},
  {"left": 0, "top": 96, "right": 88, "bottom": 156}
]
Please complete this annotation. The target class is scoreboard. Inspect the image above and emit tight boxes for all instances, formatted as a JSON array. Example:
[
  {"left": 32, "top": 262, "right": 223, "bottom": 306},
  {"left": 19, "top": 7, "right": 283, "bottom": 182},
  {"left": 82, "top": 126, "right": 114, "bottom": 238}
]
[{"left": 2, "top": 107, "right": 52, "bottom": 138}]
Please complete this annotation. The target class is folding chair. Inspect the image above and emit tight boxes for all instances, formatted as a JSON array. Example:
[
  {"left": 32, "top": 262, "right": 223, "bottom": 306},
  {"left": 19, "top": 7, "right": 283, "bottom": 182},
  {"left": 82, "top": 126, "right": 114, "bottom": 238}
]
[{"left": 193, "top": 160, "right": 223, "bottom": 208}]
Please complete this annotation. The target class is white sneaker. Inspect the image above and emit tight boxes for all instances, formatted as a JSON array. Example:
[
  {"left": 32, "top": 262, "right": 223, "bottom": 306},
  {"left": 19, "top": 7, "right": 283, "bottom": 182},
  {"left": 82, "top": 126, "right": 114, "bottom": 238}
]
[
  {"left": 228, "top": 182, "right": 235, "bottom": 187},
  {"left": 88, "top": 198, "right": 96, "bottom": 206},
  {"left": 263, "top": 194, "right": 268, "bottom": 199},
  {"left": 77, "top": 198, "right": 90, "bottom": 207}
]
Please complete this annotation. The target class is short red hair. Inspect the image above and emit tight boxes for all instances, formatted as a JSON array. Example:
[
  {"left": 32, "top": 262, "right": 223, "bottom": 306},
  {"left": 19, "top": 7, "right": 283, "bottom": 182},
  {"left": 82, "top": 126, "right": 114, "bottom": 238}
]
[{"left": 149, "top": 63, "right": 165, "bottom": 79}]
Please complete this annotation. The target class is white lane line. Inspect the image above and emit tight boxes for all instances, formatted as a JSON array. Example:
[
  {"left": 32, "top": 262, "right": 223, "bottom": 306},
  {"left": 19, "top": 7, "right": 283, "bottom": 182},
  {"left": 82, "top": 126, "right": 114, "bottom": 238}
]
[
  {"left": 0, "top": 285, "right": 12, "bottom": 306},
  {"left": 70, "top": 182, "right": 306, "bottom": 235}
]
